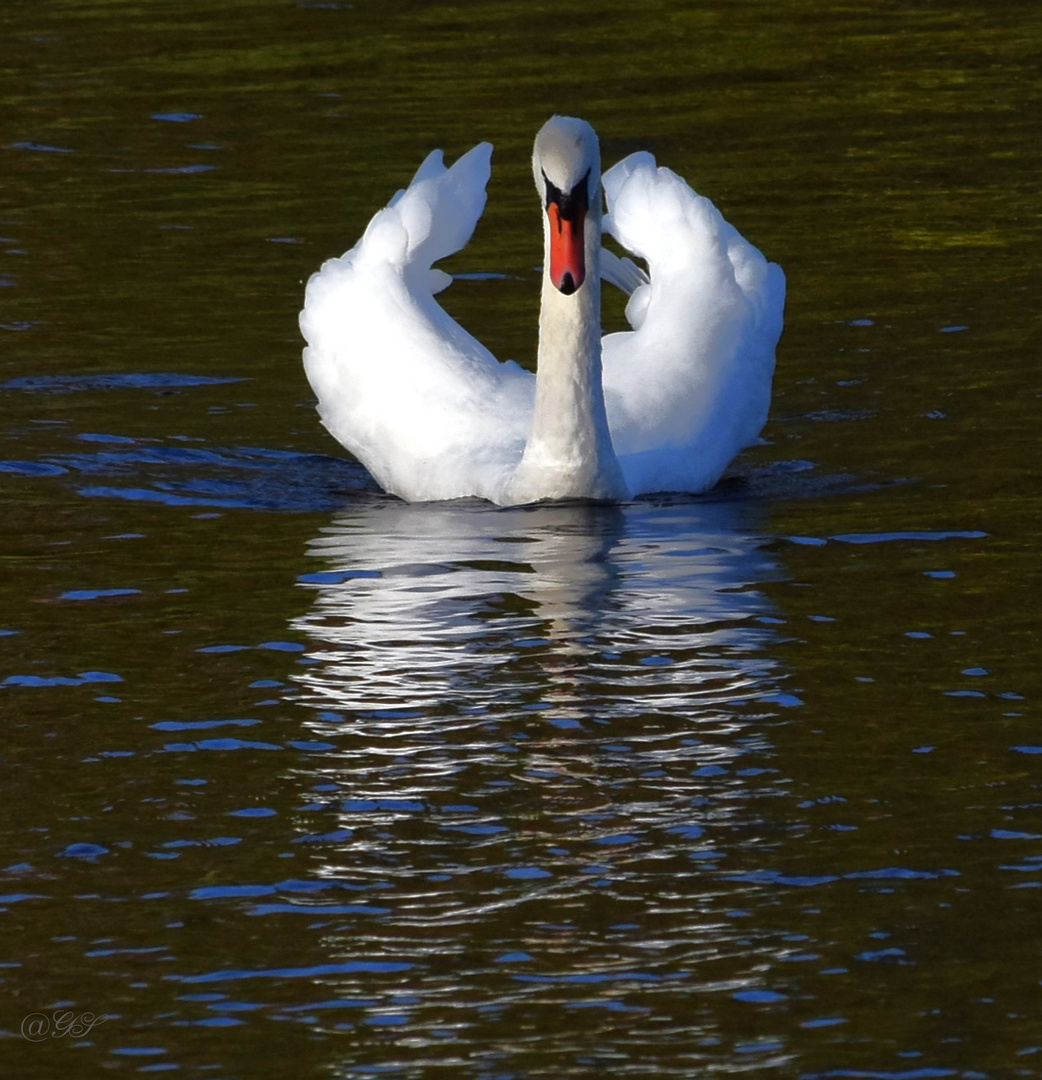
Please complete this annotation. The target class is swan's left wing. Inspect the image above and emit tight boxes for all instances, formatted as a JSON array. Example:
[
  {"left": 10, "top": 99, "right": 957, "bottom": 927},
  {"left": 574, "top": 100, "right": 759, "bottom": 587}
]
[
  {"left": 300, "top": 143, "right": 532, "bottom": 503},
  {"left": 600, "top": 152, "right": 785, "bottom": 495}
]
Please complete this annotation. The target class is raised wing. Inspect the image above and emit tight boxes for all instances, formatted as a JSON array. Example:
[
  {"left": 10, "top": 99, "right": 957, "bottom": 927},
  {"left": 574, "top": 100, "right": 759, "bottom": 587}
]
[
  {"left": 600, "top": 152, "right": 786, "bottom": 495},
  {"left": 300, "top": 143, "right": 532, "bottom": 502}
]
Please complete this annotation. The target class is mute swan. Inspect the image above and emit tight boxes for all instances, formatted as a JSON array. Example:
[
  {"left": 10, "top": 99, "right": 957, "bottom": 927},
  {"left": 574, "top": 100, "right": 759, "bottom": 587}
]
[{"left": 300, "top": 116, "right": 785, "bottom": 505}]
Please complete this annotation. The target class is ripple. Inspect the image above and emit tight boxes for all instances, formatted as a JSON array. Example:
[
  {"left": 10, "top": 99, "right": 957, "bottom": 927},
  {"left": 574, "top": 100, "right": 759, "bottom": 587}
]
[
  {"left": 0, "top": 372, "right": 244, "bottom": 394},
  {"left": 174, "top": 961, "right": 414, "bottom": 983}
]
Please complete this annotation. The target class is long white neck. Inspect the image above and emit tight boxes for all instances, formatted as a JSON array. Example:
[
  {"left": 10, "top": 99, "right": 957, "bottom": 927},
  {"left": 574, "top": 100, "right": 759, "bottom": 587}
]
[{"left": 508, "top": 197, "right": 628, "bottom": 503}]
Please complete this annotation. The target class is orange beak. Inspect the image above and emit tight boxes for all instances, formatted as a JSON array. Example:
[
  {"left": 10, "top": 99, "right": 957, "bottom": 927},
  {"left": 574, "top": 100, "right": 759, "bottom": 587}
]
[{"left": 547, "top": 200, "right": 586, "bottom": 295}]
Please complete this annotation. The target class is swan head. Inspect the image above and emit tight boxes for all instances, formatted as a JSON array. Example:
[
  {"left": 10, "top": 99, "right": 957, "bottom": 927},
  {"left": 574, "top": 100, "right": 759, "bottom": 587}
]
[{"left": 533, "top": 116, "right": 600, "bottom": 296}]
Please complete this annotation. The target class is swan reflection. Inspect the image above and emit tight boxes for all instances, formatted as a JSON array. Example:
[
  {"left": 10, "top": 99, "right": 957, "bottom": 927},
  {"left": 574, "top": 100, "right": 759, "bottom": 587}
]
[{"left": 290, "top": 496, "right": 784, "bottom": 724}]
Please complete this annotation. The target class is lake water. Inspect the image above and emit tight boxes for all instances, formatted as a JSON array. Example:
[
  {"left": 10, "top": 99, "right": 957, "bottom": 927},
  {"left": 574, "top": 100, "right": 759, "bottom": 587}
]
[{"left": 2, "top": 1, "right": 1040, "bottom": 1077}]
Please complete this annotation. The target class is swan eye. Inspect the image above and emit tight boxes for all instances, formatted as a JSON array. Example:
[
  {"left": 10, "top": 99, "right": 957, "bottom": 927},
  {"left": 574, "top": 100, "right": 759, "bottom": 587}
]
[
  {"left": 543, "top": 169, "right": 590, "bottom": 221},
  {"left": 542, "top": 171, "right": 562, "bottom": 210}
]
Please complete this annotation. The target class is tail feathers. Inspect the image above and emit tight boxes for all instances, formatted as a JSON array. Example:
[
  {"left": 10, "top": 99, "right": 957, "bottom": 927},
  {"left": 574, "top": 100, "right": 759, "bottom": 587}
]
[{"left": 599, "top": 248, "right": 649, "bottom": 295}]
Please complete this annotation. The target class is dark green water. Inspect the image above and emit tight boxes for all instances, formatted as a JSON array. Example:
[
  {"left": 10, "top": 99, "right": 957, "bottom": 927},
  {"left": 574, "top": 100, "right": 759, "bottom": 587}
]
[{"left": 2, "top": 1, "right": 1040, "bottom": 1077}]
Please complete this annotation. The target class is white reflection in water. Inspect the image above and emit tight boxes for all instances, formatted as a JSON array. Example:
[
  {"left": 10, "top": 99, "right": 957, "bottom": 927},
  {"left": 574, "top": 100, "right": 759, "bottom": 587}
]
[{"left": 291, "top": 496, "right": 785, "bottom": 723}]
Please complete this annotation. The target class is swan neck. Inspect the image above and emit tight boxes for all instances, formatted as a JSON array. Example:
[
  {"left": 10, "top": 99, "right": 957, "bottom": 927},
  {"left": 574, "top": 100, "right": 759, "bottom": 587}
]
[
  {"left": 533, "top": 193, "right": 602, "bottom": 434},
  {"left": 508, "top": 198, "right": 627, "bottom": 502}
]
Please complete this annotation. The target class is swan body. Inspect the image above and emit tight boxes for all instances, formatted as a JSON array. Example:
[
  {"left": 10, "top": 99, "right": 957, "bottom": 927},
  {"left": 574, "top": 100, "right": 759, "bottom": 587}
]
[{"left": 301, "top": 117, "right": 785, "bottom": 504}]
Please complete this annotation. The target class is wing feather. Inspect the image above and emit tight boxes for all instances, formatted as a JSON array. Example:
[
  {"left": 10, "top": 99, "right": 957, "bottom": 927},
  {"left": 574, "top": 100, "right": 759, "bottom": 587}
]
[
  {"left": 301, "top": 143, "right": 532, "bottom": 502},
  {"left": 600, "top": 152, "right": 785, "bottom": 495}
]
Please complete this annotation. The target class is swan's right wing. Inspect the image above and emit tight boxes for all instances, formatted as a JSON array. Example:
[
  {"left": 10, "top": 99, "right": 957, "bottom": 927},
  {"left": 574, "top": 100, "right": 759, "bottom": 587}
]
[
  {"left": 600, "top": 152, "right": 786, "bottom": 496},
  {"left": 300, "top": 143, "right": 532, "bottom": 503}
]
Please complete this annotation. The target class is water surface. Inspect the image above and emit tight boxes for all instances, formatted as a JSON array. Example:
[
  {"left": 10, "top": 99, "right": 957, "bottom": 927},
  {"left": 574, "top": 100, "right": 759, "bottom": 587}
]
[{"left": 2, "top": 1, "right": 1040, "bottom": 1077}]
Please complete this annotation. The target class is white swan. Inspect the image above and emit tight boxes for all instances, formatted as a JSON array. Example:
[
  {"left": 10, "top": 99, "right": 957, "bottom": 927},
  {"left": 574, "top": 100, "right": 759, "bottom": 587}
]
[{"left": 300, "top": 116, "right": 785, "bottom": 505}]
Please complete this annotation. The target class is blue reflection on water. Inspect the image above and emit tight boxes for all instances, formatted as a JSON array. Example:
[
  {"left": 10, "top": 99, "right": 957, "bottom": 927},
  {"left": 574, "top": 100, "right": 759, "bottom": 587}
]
[{"left": 175, "top": 960, "right": 414, "bottom": 983}]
